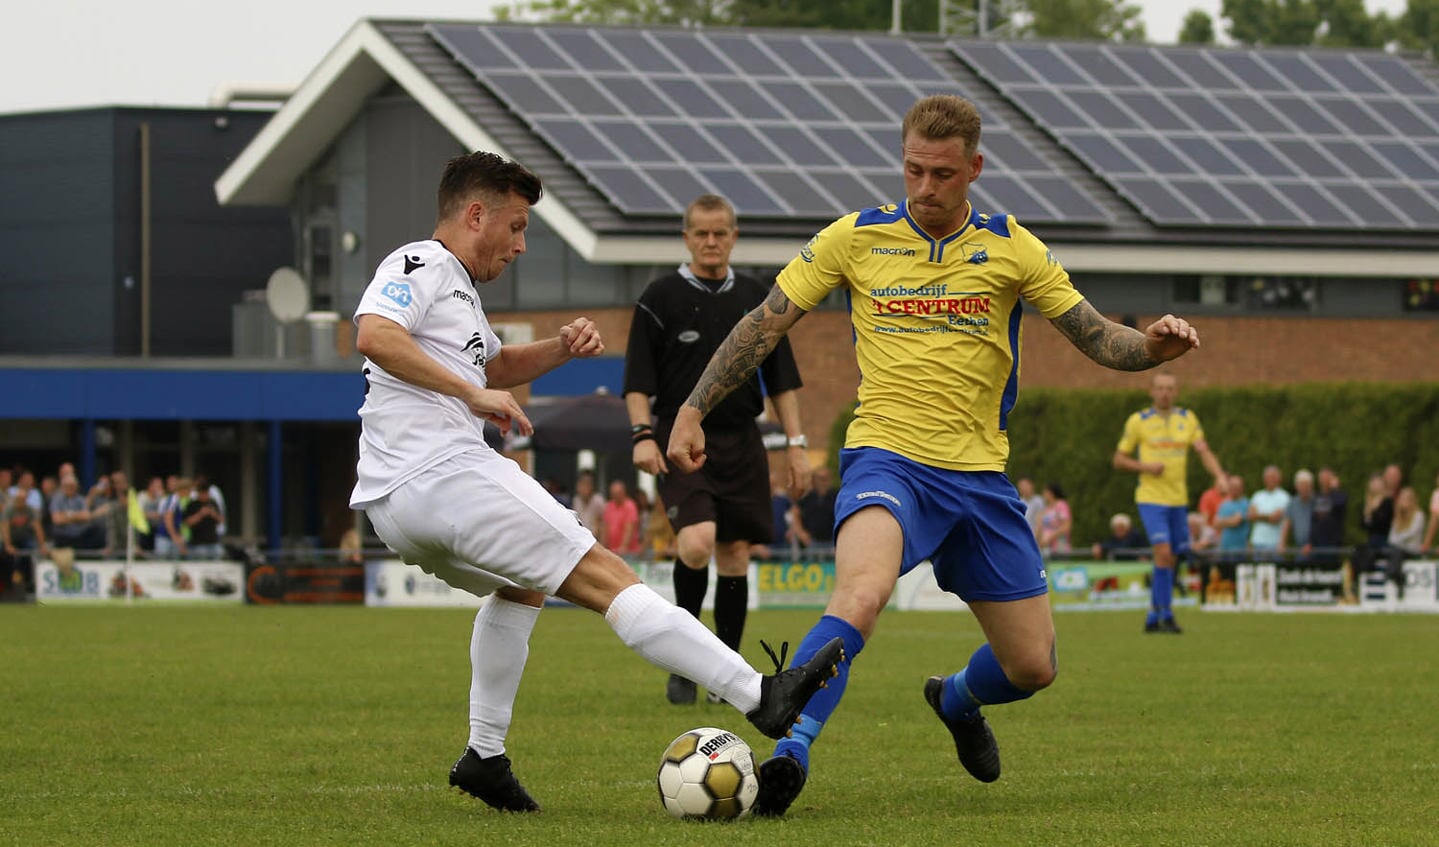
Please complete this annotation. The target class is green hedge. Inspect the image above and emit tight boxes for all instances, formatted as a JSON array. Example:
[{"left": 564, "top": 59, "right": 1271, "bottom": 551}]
[{"left": 827, "top": 383, "right": 1439, "bottom": 547}]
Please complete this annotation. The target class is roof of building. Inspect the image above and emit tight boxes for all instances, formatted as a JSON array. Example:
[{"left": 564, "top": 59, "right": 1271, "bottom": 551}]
[{"left": 215, "top": 19, "right": 1439, "bottom": 276}]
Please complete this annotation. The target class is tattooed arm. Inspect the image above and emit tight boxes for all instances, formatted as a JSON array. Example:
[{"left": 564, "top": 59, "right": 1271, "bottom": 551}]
[
  {"left": 1050, "top": 300, "right": 1200, "bottom": 371},
  {"left": 666, "top": 285, "right": 808, "bottom": 472},
  {"left": 686, "top": 284, "right": 808, "bottom": 417}
]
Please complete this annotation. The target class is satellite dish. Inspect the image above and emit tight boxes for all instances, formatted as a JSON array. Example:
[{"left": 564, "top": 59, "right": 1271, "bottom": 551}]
[
  {"left": 266, "top": 267, "right": 310, "bottom": 323},
  {"left": 265, "top": 267, "right": 310, "bottom": 358}
]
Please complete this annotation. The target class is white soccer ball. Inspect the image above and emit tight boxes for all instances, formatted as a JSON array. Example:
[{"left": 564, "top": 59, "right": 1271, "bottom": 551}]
[{"left": 656, "top": 726, "right": 759, "bottom": 820}]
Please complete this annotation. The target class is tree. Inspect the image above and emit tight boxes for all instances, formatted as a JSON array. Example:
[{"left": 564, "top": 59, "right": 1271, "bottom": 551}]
[
  {"left": 1314, "top": 0, "right": 1379, "bottom": 47},
  {"left": 498, "top": 0, "right": 1148, "bottom": 40},
  {"left": 1219, "top": 0, "right": 1387, "bottom": 47},
  {"left": 1397, "top": 0, "right": 1439, "bottom": 55},
  {"left": 494, "top": 0, "right": 942, "bottom": 29},
  {"left": 1017, "top": 0, "right": 1146, "bottom": 41},
  {"left": 492, "top": 0, "right": 731, "bottom": 26},
  {"left": 1178, "top": 8, "right": 1216, "bottom": 43},
  {"left": 727, "top": 0, "right": 939, "bottom": 31}
]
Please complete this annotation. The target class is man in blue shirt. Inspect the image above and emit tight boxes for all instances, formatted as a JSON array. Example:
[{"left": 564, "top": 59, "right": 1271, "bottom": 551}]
[{"left": 1215, "top": 475, "right": 1250, "bottom": 557}]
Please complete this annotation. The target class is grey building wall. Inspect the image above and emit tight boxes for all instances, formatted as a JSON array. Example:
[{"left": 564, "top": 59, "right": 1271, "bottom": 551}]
[
  {"left": 0, "top": 107, "right": 292, "bottom": 356},
  {"left": 0, "top": 110, "right": 116, "bottom": 353},
  {"left": 117, "top": 110, "right": 294, "bottom": 355},
  {"left": 331, "top": 89, "right": 647, "bottom": 315},
  {"left": 362, "top": 92, "right": 463, "bottom": 297}
]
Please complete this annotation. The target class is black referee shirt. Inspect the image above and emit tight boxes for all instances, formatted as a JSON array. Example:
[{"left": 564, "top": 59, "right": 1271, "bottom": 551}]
[{"left": 623, "top": 269, "right": 803, "bottom": 431}]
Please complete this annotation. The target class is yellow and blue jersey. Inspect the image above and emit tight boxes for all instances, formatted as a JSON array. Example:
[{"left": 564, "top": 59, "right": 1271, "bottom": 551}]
[
  {"left": 1117, "top": 407, "right": 1206, "bottom": 507},
  {"left": 776, "top": 201, "right": 1083, "bottom": 471}
]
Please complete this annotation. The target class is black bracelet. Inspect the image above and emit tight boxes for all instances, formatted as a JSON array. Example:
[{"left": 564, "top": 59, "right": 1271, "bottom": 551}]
[
  {"left": 632, "top": 432, "right": 657, "bottom": 445},
  {"left": 630, "top": 423, "right": 653, "bottom": 435}
]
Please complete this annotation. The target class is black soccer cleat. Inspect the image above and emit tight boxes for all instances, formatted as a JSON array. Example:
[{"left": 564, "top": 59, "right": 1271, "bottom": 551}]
[
  {"left": 666, "top": 673, "right": 697, "bottom": 705},
  {"left": 449, "top": 748, "right": 541, "bottom": 812},
  {"left": 1144, "top": 620, "right": 1161, "bottom": 634},
  {"left": 745, "top": 637, "right": 844, "bottom": 740},
  {"left": 924, "top": 676, "right": 1001, "bottom": 783},
  {"left": 752, "top": 753, "right": 808, "bottom": 817},
  {"left": 1158, "top": 617, "right": 1183, "bottom": 634}
]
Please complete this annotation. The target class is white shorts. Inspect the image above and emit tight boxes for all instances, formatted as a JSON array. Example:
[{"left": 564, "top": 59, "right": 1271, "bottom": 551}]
[{"left": 364, "top": 450, "right": 597, "bottom": 598}]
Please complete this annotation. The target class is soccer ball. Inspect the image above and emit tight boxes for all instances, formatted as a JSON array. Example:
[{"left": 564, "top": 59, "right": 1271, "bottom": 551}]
[{"left": 656, "top": 726, "right": 759, "bottom": 820}]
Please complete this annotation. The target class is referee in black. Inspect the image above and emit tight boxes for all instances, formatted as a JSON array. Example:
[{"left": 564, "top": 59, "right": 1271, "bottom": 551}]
[{"left": 623, "top": 194, "right": 811, "bottom": 705}]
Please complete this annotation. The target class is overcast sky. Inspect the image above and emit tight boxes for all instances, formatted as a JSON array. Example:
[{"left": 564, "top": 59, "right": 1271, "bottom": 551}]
[{"left": 0, "top": 0, "right": 1412, "bottom": 114}]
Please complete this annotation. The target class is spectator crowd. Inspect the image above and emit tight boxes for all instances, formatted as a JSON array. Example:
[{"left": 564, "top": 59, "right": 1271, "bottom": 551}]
[
  {"left": 1, "top": 461, "right": 230, "bottom": 598},
  {"left": 1018, "top": 462, "right": 1438, "bottom": 601}
]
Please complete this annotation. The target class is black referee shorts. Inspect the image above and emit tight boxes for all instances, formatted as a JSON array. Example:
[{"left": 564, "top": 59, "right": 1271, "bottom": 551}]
[{"left": 656, "top": 420, "right": 773, "bottom": 545}]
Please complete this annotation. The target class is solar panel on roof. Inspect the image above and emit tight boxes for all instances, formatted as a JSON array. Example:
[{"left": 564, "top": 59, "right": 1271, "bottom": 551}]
[
  {"left": 1268, "top": 139, "right": 1346, "bottom": 178},
  {"left": 1162, "top": 179, "right": 1254, "bottom": 225},
  {"left": 546, "top": 30, "right": 625, "bottom": 72},
  {"left": 584, "top": 165, "right": 672, "bottom": 213},
  {"left": 1274, "top": 182, "right": 1355, "bottom": 226},
  {"left": 1163, "top": 50, "right": 1237, "bottom": 91},
  {"left": 1372, "top": 141, "right": 1439, "bottom": 180},
  {"left": 1326, "top": 184, "right": 1406, "bottom": 225},
  {"left": 1376, "top": 184, "right": 1439, "bottom": 220},
  {"left": 1263, "top": 53, "right": 1336, "bottom": 93},
  {"left": 1114, "top": 178, "right": 1203, "bottom": 223},
  {"left": 1117, "top": 92, "right": 1189, "bottom": 131},
  {"left": 1309, "top": 54, "right": 1384, "bottom": 93},
  {"left": 1063, "top": 45, "right": 1139, "bottom": 87},
  {"left": 952, "top": 39, "right": 1439, "bottom": 230},
  {"left": 763, "top": 171, "right": 844, "bottom": 216},
  {"left": 1268, "top": 96, "right": 1343, "bottom": 135},
  {"left": 427, "top": 24, "right": 1112, "bottom": 223},
  {"left": 1367, "top": 99, "right": 1435, "bottom": 136},
  {"left": 1358, "top": 55, "right": 1432, "bottom": 96}
]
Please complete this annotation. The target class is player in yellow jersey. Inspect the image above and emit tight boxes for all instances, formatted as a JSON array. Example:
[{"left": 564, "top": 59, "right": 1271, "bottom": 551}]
[
  {"left": 1114, "top": 372, "right": 1224, "bottom": 634},
  {"left": 667, "top": 94, "right": 1207, "bottom": 816}
]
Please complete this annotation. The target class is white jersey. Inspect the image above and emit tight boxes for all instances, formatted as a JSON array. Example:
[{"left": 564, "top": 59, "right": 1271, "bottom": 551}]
[{"left": 350, "top": 239, "right": 503, "bottom": 507}]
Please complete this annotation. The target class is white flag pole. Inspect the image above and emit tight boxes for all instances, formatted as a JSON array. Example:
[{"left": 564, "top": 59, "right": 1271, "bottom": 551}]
[{"left": 125, "top": 514, "right": 135, "bottom": 605}]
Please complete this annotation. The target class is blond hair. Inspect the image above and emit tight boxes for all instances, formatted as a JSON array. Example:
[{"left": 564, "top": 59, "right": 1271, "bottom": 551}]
[
  {"left": 683, "top": 194, "right": 736, "bottom": 231},
  {"left": 902, "top": 95, "right": 982, "bottom": 155}
]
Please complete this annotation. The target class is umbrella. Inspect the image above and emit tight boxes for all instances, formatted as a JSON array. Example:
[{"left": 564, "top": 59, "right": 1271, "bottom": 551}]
[{"left": 509, "top": 392, "right": 632, "bottom": 453}]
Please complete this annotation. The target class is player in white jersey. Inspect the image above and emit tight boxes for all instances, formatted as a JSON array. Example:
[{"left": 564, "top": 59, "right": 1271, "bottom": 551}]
[{"left": 349, "top": 151, "right": 841, "bottom": 813}]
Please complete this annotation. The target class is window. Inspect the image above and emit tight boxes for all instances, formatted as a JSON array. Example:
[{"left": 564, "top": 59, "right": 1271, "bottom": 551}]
[
  {"left": 1242, "top": 276, "right": 1317, "bottom": 311},
  {"left": 1403, "top": 279, "right": 1439, "bottom": 312},
  {"left": 305, "top": 222, "right": 334, "bottom": 311},
  {"left": 1173, "top": 274, "right": 1317, "bottom": 311}
]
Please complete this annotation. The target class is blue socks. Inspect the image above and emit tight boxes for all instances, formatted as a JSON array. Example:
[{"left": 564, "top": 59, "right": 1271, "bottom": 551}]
[
  {"left": 941, "top": 642, "right": 1033, "bottom": 722},
  {"left": 1149, "top": 566, "right": 1175, "bottom": 624},
  {"left": 772, "top": 615, "right": 865, "bottom": 772}
]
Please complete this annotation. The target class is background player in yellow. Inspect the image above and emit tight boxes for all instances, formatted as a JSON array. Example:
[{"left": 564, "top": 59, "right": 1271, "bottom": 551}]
[
  {"left": 667, "top": 94, "right": 1208, "bottom": 816},
  {"left": 1114, "top": 373, "right": 1225, "bottom": 634}
]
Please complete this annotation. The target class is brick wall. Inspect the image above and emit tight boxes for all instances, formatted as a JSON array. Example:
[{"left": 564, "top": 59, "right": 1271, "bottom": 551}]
[{"left": 498, "top": 306, "right": 1439, "bottom": 457}]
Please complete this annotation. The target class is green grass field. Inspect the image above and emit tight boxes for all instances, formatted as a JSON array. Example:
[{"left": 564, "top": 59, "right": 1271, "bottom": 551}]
[{"left": 3, "top": 605, "right": 1435, "bottom": 847}]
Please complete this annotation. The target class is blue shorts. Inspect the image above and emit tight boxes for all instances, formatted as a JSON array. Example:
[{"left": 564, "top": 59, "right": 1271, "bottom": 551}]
[
  {"left": 1137, "top": 504, "right": 1190, "bottom": 555},
  {"left": 834, "top": 447, "right": 1048, "bottom": 603}
]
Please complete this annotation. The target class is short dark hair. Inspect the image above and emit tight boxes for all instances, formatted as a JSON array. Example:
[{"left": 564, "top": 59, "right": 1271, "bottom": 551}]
[{"left": 437, "top": 152, "right": 543, "bottom": 221}]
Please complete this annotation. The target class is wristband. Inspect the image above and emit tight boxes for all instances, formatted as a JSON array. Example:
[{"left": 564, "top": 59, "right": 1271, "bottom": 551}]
[
  {"left": 630, "top": 423, "right": 653, "bottom": 435},
  {"left": 632, "top": 432, "right": 657, "bottom": 445}
]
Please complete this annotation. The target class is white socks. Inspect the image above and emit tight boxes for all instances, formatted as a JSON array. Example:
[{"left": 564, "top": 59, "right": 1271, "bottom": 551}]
[
  {"left": 467, "top": 594, "right": 541, "bottom": 757},
  {"left": 604, "top": 583, "right": 762, "bottom": 713}
]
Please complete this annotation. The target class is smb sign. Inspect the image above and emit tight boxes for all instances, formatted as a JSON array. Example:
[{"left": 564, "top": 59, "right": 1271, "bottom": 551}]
[{"left": 756, "top": 561, "right": 836, "bottom": 608}]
